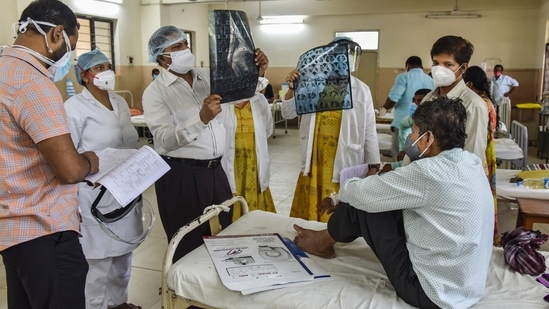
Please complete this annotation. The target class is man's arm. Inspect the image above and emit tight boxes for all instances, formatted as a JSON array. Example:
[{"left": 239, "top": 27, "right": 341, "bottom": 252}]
[
  {"left": 383, "top": 74, "right": 406, "bottom": 110},
  {"left": 37, "top": 134, "right": 98, "bottom": 184},
  {"left": 504, "top": 76, "right": 519, "bottom": 97},
  {"left": 382, "top": 97, "right": 396, "bottom": 110},
  {"left": 504, "top": 86, "right": 517, "bottom": 97}
]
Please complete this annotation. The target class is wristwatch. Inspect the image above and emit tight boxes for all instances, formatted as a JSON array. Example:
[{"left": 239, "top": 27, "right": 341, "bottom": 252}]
[
  {"left": 329, "top": 192, "right": 339, "bottom": 206},
  {"left": 368, "top": 164, "right": 380, "bottom": 172}
]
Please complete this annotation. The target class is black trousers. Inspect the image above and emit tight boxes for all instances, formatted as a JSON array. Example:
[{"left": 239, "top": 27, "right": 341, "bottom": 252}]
[
  {"left": 328, "top": 203, "right": 440, "bottom": 309},
  {"left": 156, "top": 158, "right": 233, "bottom": 262},
  {"left": 1, "top": 231, "right": 88, "bottom": 309}
]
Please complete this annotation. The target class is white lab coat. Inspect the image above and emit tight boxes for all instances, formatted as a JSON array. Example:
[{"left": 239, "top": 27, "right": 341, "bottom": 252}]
[
  {"left": 221, "top": 93, "right": 273, "bottom": 193},
  {"left": 64, "top": 88, "right": 142, "bottom": 259},
  {"left": 281, "top": 76, "right": 380, "bottom": 182}
]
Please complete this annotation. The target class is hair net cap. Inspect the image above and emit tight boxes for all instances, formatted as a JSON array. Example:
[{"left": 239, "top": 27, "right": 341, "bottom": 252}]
[
  {"left": 74, "top": 49, "right": 110, "bottom": 85},
  {"left": 148, "top": 26, "right": 187, "bottom": 63}
]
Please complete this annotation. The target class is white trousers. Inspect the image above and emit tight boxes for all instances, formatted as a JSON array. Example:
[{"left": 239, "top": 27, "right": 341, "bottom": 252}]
[{"left": 85, "top": 252, "right": 133, "bottom": 309}]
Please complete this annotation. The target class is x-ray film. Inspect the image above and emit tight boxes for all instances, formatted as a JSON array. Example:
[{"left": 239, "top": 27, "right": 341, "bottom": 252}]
[
  {"left": 209, "top": 10, "right": 258, "bottom": 103},
  {"left": 294, "top": 42, "right": 352, "bottom": 115}
]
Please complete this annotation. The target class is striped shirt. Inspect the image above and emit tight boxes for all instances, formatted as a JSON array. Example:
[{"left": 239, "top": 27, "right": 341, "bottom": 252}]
[{"left": 0, "top": 47, "right": 80, "bottom": 251}]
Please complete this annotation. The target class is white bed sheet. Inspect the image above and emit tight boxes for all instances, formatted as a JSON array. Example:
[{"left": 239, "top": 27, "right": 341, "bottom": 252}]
[
  {"left": 131, "top": 115, "right": 148, "bottom": 128},
  {"left": 496, "top": 169, "right": 549, "bottom": 200},
  {"left": 378, "top": 133, "right": 392, "bottom": 151},
  {"left": 495, "top": 138, "right": 524, "bottom": 160},
  {"left": 168, "top": 211, "right": 549, "bottom": 309},
  {"left": 376, "top": 123, "right": 392, "bottom": 134}
]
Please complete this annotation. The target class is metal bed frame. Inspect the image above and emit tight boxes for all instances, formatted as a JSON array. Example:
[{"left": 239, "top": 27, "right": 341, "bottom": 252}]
[
  {"left": 496, "top": 120, "right": 528, "bottom": 169},
  {"left": 161, "top": 196, "right": 249, "bottom": 309},
  {"left": 270, "top": 100, "right": 288, "bottom": 138}
]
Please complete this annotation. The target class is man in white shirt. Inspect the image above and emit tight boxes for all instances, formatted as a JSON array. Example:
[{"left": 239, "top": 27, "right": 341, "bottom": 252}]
[
  {"left": 142, "top": 26, "right": 268, "bottom": 262},
  {"left": 294, "top": 96, "right": 494, "bottom": 309},
  {"left": 492, "top": 64, "right": 519, "bottom": 106}
]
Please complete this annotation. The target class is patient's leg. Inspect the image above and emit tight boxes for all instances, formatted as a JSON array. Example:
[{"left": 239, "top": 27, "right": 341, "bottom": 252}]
[
  {"left": 293, "top": 225, "right": 336, "bottom": 258},
  {"left": 327, "top": 202, "right": 439, "bottom": 309}
]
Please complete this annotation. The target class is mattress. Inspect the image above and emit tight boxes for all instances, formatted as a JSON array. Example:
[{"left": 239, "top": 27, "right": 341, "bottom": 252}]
[
  {"left": 130, "top": 115, "right": 148, "bottom": 127},
  {"left": 495, "top": 138, "right": 524, "bottom": 160},
  {"left": 496, "top": 169, "right": 549, "bottom": 200},
  {"left": 167, "top": 210, "right": 549, "bottom": 309}
]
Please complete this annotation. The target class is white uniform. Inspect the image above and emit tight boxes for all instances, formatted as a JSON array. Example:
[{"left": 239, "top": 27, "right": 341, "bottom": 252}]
[
  {"left": 221, "top": 93, "right": 273, "bottom": 193},
  {"left": 64, "top": 88, "right": 142, "bottom": 309},
  {"left": 281, "top": 76, "right": 381, "bottom": 182}
]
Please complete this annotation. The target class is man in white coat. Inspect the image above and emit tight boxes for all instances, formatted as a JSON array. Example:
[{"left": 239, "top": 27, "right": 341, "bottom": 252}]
[{"left": 282, "top": 37, "right": 380, "bottom": 222}]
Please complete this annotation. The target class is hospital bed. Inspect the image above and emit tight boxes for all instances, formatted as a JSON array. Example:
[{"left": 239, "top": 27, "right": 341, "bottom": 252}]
[
  {"left": 162, "top": 199, "right": 549, "bottom": 309},
  {"left": 495, "top": 120, "right": 528, "bottom": 169},
  {"left": 496, "top": 169, "right": 549, "bottom": 201},
  {"left": 270, "top": 100, "right": 288, "bottom": 138}
]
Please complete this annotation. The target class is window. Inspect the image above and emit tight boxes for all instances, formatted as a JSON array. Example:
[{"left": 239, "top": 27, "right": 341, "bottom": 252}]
[
  {"left": 183, "top": 30, "right": 193, "bottom": 53},
  {"left": 335, "top": 31, "right": 379, "bottom": 51},
  {"left": 76, "top": 16, "right": 115, "bottom": 66}
]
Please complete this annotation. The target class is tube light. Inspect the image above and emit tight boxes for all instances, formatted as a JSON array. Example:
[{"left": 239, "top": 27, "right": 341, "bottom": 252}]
[
  {"left": 425, "top": 13, "right": 481, "bottom": 19},
  {"left": 96, "top": 0, "right": 123, "bottom": 3},
  {"left": 259, "top": 16, "right": 304, "bottom": 25}
]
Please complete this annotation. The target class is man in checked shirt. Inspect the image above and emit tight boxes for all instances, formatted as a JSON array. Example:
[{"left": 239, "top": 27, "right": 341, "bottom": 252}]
[{"left": 0, "top": 1, "right": 99, "bottom": 308}]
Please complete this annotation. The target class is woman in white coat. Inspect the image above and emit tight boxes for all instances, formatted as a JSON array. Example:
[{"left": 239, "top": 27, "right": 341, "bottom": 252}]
[
  {"left": 221, "top": 77, "right": 276, "bottom": 219},
  {"left": 282, "top": 37, "right": 381, "bottom": 222},
  {"left": 64, "top": 49, "right": 143, "bottom": 309}
]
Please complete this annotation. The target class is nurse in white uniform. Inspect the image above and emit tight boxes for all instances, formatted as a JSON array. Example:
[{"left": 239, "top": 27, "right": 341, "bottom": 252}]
[{"left": 64, "top": 49, "right": 143, "bottom": 309}]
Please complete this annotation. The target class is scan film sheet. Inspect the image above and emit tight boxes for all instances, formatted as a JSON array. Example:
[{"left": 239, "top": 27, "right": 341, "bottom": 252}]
[
  {"left": 294, "top": 42, "right": 352, "bottom": 115},
  {"left": 209, "top": 10, "right": 258, "bottom": 103}
]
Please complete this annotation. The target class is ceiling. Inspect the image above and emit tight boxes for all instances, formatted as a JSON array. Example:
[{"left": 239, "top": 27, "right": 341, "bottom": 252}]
[{"left": 150, "top": 0, "right": 542, "bottom": 17}]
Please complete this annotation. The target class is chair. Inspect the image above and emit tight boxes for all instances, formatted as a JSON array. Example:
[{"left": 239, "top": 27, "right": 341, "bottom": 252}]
[{"left": 495, "top": 120, "right": 528, "bottom": 169}]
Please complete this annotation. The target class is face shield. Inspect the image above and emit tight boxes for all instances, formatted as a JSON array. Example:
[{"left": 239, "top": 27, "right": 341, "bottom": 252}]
[
  {"left": 347, "top": 42, "right": 362, "bottom": 72},
  {"left": 331, "top": 38, "right": 362, "bottom": 73},
  {"left": 91, "top": 186, "right": 155, "bottom": 245}
]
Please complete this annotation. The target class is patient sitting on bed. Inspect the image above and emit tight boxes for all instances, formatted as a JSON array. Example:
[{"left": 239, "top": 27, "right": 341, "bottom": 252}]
[{"left": 294, "top": 96, "right": 494, "bottom": 309}]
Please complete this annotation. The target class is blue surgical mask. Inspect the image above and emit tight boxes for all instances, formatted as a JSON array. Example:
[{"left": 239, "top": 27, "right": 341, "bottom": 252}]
[
  {"left": 48, "top": 48, "right": 72, "bottom": 82},
  {"left": 404, "top": 131, "right": 429, "bottom": 162},
  {"left": 409, "top": 103, "right": 417, "bottom": 116},
  {"left": 12, "top": 18, "right": 72, "bottom": 82},
  {"left": 152, "top": 74, "right": 159, "bottom": 80}
]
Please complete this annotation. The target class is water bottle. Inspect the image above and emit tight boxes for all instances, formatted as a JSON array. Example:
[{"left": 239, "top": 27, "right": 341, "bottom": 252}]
[{"left": 518, "top": 178, "right": 549, "bottom": 189}]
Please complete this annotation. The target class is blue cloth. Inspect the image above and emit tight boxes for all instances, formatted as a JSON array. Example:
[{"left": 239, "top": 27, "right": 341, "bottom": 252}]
[{"left": 388, "top": 68, "right": 433, "bottom": 127}]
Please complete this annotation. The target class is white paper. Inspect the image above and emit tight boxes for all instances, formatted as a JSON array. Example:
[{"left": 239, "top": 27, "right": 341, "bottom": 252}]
[
  {"left": 204, "top": 233, "right": 330, "bottom": 294},
  {"left": 85, "top": 146, "right": 170, "bottom": 206}
]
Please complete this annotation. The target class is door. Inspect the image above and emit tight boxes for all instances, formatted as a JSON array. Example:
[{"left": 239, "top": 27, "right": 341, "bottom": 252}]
[{"left": 354, "top": 51, "right": 379, "bottom": 107}]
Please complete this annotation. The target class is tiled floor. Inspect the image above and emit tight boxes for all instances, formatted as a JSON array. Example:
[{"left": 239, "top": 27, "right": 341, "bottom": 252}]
[{"left": 0, "top": 128, "right": 547, "bottom": 309}]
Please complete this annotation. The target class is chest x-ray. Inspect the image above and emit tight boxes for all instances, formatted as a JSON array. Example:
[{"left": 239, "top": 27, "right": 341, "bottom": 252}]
[
  {"left": 209, "top": 10, "right": 258, "bottom": 103},
  {"left": 294, "top": 41, "right": 353, "bottom": 115}
]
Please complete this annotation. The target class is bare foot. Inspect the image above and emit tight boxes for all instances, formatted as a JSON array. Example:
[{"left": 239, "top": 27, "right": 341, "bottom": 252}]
[{"left": 293, "top": 224, "right": 336, "bottom": 258}]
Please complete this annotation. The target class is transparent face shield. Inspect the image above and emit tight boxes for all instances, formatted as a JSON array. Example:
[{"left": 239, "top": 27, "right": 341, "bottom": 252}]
[
  {"left": 348, "top": 43, "right": 362, "bottom": 73},
  {"left": 91, "top": 186, "right": 155, "bottom": 245}
]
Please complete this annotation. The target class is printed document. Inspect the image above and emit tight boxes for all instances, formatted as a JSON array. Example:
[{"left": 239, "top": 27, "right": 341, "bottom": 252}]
[{"left": 86, "top": 146, "right": 170, "bottom": 206}]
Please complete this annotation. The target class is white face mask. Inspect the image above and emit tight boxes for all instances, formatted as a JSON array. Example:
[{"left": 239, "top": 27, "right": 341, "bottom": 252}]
[
  {"left": 165, "top": 49, "right": 194, "bottom": 74},
  {"left": 256, "top": 77, "right": 269, "bottom": 93},
  {"left": 431, "top": 64, "right": 463, "bottom": 88},
  {"left": 91, "top": 70, "right": 116, "bottom": 91}
]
